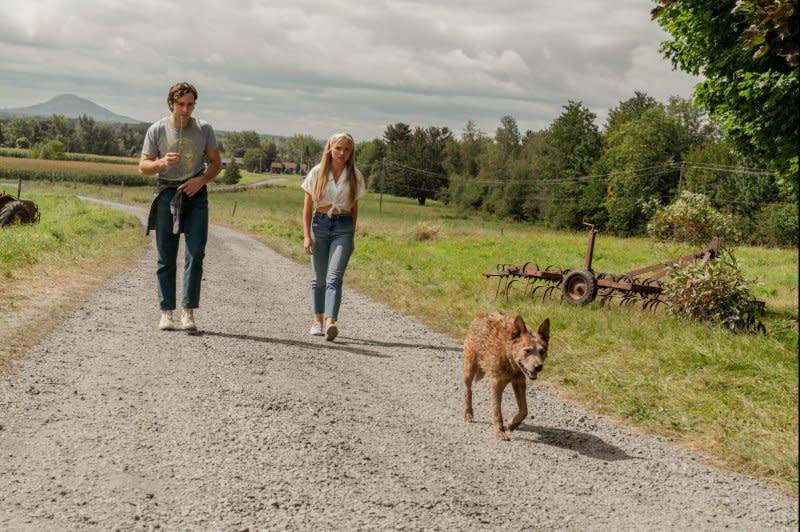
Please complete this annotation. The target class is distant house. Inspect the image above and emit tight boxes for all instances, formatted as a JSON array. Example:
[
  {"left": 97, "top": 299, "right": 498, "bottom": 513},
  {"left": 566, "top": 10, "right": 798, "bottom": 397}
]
[{"left": 270, "top": 161, "right": 306, "bottom": 175}]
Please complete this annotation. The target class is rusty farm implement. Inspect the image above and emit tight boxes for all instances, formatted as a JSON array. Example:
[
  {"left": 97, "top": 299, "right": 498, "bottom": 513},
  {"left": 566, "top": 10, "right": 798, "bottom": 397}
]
[
  {"left": 485, "top": 223, "right": 720, "bottom": 310},
  {"left": 0, "top": 180, "right": 40, "bottom": 227}
]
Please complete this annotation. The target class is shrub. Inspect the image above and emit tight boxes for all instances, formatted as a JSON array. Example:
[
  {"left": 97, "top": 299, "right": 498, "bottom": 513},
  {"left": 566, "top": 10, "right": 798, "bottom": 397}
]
[
  {"left": 663, "top": 248, "right": 765, "bottom": 333},
  {"left": 409, "top": 222, "right": 440, "bottom": 241},
  {"left": 31, "top": 140, "right": 66, "bottom": 160},
  {"left": 647, "top": 191, "right": 740, "bottom": 245}
]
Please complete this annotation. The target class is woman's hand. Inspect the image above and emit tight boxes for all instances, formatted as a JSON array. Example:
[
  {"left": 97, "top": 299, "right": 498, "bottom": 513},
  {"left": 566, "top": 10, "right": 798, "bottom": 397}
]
[{"left": 303, "top": 236, "right": 313, "bottom": 255}]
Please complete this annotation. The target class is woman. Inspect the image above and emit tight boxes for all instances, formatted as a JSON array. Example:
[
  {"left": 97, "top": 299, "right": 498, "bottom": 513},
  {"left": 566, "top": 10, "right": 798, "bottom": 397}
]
[{"left": 301, "top": 132, "right": 366, "bottom": 341}]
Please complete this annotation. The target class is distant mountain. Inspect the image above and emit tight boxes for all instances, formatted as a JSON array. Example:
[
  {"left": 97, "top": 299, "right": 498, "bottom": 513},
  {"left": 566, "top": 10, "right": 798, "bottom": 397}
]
[{"left": 0, "top": 94, "right": 144, "bottom": 124}]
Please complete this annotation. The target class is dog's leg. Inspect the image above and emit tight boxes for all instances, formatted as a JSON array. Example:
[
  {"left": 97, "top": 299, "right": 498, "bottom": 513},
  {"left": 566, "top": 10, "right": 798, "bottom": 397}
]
[
  {"left": 490, "top": 377, "right": 510, "bottom": 441},
  {"left": 463, "top": 349, "right": 475, "bottom": 422},
  {"left": 507, "top": 380, "right": 528, "bottom": 432},
  {"left": 463, "top": 373, "right": 474, "bottom": 423}
]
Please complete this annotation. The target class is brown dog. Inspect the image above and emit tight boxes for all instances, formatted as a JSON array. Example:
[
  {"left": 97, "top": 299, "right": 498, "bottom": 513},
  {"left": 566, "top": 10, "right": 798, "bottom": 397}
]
[{"left": 462, "top": 311, "right": 550, "bottom": 440}]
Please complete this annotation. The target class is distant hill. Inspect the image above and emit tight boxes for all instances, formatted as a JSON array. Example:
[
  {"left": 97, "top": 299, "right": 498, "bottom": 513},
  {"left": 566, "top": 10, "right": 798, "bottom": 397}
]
[{"left": 0, "top": 94, "right": 144, "bottom": 124}]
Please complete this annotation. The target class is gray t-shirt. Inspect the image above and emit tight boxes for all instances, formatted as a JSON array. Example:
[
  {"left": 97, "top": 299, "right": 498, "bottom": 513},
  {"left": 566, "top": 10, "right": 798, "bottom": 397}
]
[{"left": 141, "top": 117, "right": 218, "bottom": 182}]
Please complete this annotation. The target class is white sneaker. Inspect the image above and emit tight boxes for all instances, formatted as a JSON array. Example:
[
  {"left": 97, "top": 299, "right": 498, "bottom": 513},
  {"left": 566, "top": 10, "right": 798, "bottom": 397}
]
[
  {"left": 309, "top": 322, "right": 324, "bottom": 336},
  {"left": 159, "top": 310, "right": 175, "bottom": 331},
  {"left": 181, "top": 308, "right": 197, "bottom": 331},
  {"left": 325, "top": 323, "right": 338, "bottom": 342}
]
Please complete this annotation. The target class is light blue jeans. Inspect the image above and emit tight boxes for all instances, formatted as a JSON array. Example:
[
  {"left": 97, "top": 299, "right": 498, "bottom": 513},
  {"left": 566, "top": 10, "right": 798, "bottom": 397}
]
[
  {"left": 310, "top": 211, "right": 354, "bottom": 319},
  {"left": 154, "top": 187, "right": 208, "bottom": 310}
]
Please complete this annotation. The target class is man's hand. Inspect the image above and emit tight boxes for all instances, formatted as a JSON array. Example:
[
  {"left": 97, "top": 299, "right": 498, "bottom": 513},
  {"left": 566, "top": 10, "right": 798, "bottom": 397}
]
[
  {"left": 178, "top": 176, "right": 206, "bottom": 197},
  {"left": 163, "top": 152, "right": 181, "bottom": 168}
]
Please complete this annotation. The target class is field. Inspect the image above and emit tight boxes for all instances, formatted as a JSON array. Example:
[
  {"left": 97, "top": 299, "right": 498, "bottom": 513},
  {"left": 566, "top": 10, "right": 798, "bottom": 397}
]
[{"left": 2, "top": 171, "right": 798, "bottom": 494}]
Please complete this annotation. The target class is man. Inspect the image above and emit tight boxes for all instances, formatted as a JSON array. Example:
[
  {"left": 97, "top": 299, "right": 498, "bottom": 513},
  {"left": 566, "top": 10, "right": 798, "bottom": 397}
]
[{"left": 139, "top": 82, "right": 222, "bottom": 331}]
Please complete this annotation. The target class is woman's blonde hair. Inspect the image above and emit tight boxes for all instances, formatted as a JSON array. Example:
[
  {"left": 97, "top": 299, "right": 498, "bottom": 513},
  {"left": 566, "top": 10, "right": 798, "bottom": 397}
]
[{"left": 311, "top": 132, "right": 358, "bottom": 207}]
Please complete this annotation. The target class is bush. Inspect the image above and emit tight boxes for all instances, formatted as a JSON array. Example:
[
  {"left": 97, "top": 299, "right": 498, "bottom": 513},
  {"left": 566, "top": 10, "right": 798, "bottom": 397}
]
[
  {"left": 409, "top": 222, "right": 440, "bottom": 241},
  {"left": 647, "top": 191, "right": 740, "bottom": 245},
  {"left": 31, "top": 140, "right": 66, "bottom": 160},
  {"left": 663, "top": 248, "right": 765, "bottom": 333}
]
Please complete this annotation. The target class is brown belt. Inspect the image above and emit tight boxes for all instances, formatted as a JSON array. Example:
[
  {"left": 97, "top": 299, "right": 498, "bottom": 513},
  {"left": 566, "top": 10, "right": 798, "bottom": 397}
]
[{"left": 316, "top": 209, "right": 351, "bottom": 217}]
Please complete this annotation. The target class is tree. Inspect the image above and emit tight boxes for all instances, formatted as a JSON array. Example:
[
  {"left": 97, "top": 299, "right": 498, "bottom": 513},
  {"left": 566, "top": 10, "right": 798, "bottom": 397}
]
[
  {"left": 383, "top": 122, "right": 412, "bottom": 145},
  {"left": 406, "top": 126, "right": 453, "bottom": 205},
  {"left": 355, "top": 138, "right": 386, "bottom": 188},
  {"left": 480, "top": 115, "right": 522, "bottom": 216},
  {"left": 382, "top": 125, "right": 452, "bottom": 205},
  {"left": 652, "top": 0, "right": 799, "bottom": 198},
  {"left": 5, "top": 117, "right": 41, "bottom": 147},
  {"left": 286, "top": 134, "right": 323, "bottom": 169},
  {"left": 46, "top": 114, "right": 74, "bottom": 152},
  {"left": 605, "top": 91, "right": 659, "bottom": 133},
  {"left": 536, "top": 101, "right": 604, "bottom": 228},
  {"left": 243, "top": 147, "right": 266, "bottom": 172},
  {"left": 446, "top": 120, "right": 490, "bottom": 178},
  {"left": 224, "top": 130, "right": 261, "bottom": 156},
  {"left": 382, "top": 122, "right": 413, "bottom": 198},
  {"left": 261, "top": 140, "right": 278, "bottom": 171},
  {"left": 221, "top": 158, "right": 242, "bottom": 185},
  {"left": 601, "top": 105, "right": 685, "bottom": 235}
]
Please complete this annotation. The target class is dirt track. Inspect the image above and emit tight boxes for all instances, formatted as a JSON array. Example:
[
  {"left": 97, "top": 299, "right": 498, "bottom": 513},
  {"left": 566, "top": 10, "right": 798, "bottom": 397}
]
[{"left": 1, "top": 199, "right": 797, "bottom": 531}]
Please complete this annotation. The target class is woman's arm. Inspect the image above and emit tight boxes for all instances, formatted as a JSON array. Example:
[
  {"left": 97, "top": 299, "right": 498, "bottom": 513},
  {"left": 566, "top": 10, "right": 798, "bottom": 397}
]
[{"left": 303, "top": 192, "right": 314, "bottom": 254}]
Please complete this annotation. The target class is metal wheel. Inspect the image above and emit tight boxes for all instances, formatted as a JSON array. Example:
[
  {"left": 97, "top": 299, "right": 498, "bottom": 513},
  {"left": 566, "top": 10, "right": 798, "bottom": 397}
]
[{"left": 561, "top": 269, "right": 598, "bottom": 305}]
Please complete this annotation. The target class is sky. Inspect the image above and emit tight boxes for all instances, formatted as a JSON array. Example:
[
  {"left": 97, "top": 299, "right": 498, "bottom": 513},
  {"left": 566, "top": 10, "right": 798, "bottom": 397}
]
[{"left": 0, "top": 0, "right": 700, "bottom": 141}]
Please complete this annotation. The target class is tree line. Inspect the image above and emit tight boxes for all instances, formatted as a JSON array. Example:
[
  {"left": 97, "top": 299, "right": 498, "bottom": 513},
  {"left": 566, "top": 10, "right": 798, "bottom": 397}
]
[
  {"left": 0, "top": 114, "right": 148, "bottom": 157},
  {"left": 353, "top": 0, "right": 797, "bottom": 247},
  {"left": 353, "top": 93, "right": 795, "bottom": 247},
  {"left": 0, "top": 114, "right": 324, "bottom": 174}
]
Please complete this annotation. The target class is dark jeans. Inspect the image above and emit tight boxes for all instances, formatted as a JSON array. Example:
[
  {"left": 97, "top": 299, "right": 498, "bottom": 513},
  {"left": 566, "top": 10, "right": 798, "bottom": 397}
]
[
  {"left": 310, "top": 212, "right": 354, "bottom": 319},
  {"left": 154, "top": 187, "right": 208, "bottom": 310}
]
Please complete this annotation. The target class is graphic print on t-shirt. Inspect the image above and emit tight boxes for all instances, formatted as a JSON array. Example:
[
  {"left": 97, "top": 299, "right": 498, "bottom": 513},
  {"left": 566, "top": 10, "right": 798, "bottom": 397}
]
[{"left": 168, "top": 136, "right": 199, "bottom": 179}]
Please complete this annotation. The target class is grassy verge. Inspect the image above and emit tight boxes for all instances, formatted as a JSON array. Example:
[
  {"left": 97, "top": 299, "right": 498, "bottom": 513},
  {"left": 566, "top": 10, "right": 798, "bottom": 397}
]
[
  {"left": 0, "top": 187, "right": 147, "bottom": 370},
  {"left": 9, "top": 178, "right": 799, "bottom": 494}
]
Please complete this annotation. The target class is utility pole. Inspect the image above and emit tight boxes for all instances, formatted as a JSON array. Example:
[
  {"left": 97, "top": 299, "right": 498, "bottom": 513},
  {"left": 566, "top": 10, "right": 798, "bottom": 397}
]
[{"left": 380, "top": 158, "right": 385, "bottom": 214}]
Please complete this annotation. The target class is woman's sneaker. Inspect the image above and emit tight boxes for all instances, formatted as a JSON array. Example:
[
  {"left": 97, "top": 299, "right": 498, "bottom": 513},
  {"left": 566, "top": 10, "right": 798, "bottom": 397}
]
[
  {"left": 325, "top": 323, "right": 338, "bottom": 341},
  {"left": 309, "top": 322, "right": 324, "bottom": 336}
]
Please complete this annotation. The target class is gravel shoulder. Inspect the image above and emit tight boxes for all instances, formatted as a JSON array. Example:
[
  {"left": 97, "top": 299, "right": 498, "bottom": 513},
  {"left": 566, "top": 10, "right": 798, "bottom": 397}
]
[{"left": 1, "top": 199, "right": 797, "bottom": 531}]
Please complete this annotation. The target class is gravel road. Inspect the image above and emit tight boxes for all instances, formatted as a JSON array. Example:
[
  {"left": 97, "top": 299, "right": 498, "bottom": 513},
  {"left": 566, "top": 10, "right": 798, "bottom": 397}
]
[{"left": 1, "top": 199, "right": 797, "bottom": 531}]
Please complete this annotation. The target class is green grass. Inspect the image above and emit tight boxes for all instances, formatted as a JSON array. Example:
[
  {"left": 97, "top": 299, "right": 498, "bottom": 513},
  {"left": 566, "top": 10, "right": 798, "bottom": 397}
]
[
  {"left": 11, "top": 177, "right": 799, "bottom": 494},
  {"left": 0, "top": 189, "right": 144, "bottom": 277}
]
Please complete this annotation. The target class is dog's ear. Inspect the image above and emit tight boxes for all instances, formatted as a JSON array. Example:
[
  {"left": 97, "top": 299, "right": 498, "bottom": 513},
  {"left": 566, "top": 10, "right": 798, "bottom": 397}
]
[
  {"left": 511, "top": 315, "right": 527, "bottom": 338},
  {"left": 537, "top": 318, "right": 550, "bottom": 343}
]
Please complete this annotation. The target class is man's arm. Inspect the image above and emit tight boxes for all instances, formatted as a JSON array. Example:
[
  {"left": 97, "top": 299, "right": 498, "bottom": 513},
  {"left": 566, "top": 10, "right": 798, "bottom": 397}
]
[
  {"left": 178, "top": 148, "right": 222, "bottom": 197},
  {"left": 140, "top": 152, "right": 175, "bottom": 175}
]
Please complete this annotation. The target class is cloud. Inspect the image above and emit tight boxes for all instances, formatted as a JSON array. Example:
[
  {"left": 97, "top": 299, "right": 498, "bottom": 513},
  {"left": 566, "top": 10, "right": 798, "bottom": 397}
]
[{"left": 0, "top": 0, "right": 699, "bottom": 141}]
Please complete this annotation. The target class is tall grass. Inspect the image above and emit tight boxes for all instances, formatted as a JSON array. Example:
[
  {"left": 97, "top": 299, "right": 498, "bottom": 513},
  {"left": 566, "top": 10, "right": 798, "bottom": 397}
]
[{"left": 12, "top": 177, "right": 799, "bottom": 494}]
